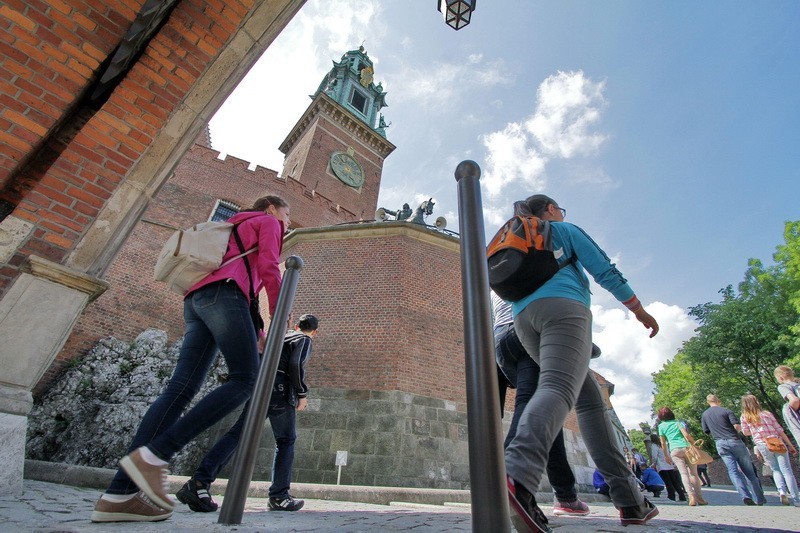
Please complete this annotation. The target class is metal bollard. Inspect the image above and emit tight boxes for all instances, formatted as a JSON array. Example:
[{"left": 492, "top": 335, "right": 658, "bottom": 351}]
[
  {"left": 218, "top": 255, "right": 304, "bottom": 525},
  {"left": 455, "top": 161, "right": 511, "bottom": 533}
]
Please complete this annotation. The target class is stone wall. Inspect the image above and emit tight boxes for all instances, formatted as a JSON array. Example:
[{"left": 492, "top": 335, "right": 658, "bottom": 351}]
[{"left": 26, "top": 327, "right": 598, "bottom": 492}]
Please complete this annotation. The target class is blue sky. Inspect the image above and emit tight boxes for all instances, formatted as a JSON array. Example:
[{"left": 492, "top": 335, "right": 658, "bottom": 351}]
[{"left": 208, "top": 1, "right": 800, "bottom": 428}]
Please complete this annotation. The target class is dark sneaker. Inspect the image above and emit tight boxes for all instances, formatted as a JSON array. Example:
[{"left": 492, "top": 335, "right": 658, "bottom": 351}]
[
  {"left": 91, "top": 492, "right": 172, "bottom": 522},
  {"left": 268, "top": 495, "right": 305, "bottom": 511},
  {"left": 176, "top": 479, "right": 218, "bottom": 512},
  {"left": 743, "top": 497, "right": 756, "bottom": 506},
  {"left": 552, "top": 499, "right": 590, "bottom": 516},
  {"left": 119, "top": 447, "right": 174, "bottom": 510},
  {"left": 506, "top": 475, "right": 551, "bottom": 533},
  {"left": 619, "top": 498, "right": 659, "bottom": 526}
]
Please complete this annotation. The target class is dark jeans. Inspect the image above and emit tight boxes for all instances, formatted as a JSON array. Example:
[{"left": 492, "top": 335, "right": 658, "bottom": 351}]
[
  {"left": 194, "top": 377, "right": 297, "bottom": 499},
  {"left": 659, "top": 468, "right": 686, "bottom": 499},
  {"left": 107, "top": 281, "right": 259, "bottom": 495},
  {"left": 496, "top": 323, "right": 577, "bottom": 502},
  {"left": 644, "top": 484, "right": 664, "bottom": 496},
  {"left": 697, "top": 463, "right": 711, "bottom": 486}
]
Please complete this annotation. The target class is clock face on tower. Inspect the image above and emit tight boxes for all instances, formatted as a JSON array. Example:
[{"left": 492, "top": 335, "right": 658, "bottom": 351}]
[{"left": 329, "top": 152, "right": 365, "bottom": 188}]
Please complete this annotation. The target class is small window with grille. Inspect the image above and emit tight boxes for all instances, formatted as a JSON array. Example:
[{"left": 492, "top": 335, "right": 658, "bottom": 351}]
[{"left": 210, "top": 200, "right": 240, "bottom": 222}]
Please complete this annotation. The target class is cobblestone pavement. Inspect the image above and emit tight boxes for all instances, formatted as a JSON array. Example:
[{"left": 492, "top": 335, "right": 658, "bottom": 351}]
[{"left": 1, "top": 480, "right": 798, "bottom": 532}]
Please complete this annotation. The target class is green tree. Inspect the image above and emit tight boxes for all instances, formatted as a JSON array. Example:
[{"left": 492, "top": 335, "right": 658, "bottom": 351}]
[
  {"left": 627, "top": 429, "right": 648, "bottom": 459},
  {"left": 653, "top": 221, "right": 800, "bottom": 439}
]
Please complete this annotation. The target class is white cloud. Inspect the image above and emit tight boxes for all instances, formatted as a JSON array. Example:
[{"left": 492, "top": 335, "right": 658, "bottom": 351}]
[
  {"left": 209, "top": 1, "right": 381, "bottom": 171},
  {"left": 391, "top": 56, "right": 514, "bottom": 110},
  {"left": 526, "top": 70, "right": 608, "bottom": 158},
  {"left": 481, "top": 122, "right": 547, "bottom": 197},
  {"left": 590, "top": 301, "right": 697, "bottom": 429},
  {"left": 479, "top": 70, "right": 608, "bottom": 221}
]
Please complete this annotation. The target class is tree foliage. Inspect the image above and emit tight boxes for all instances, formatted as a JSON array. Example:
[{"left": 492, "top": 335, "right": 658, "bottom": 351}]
[{"left": 651, "top": 221, "right": 800, "bottom": 439}]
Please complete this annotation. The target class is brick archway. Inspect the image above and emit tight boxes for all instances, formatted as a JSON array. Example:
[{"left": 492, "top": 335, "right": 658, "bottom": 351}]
[{"left": 0, "top": 0, "right": 306, "bottom": 495}]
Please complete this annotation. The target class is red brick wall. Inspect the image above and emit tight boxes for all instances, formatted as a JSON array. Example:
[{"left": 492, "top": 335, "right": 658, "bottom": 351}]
[
  {"left": 283, "top": 228, "right": 467, "bottom": 406},
  {"left": 0, "top": 0, "right": 142, "bottom": 189},
  {"left": 38, "top": 143, "right": 358, "bottom": 393},
  {"left": 286, "top": 115, "right": 384, "bottom": 220},
  {"left": 0, "top": 0, "right": 267, "bottom": 296}
]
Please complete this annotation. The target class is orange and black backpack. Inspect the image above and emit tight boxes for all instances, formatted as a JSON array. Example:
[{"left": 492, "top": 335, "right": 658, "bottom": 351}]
[{"left": 486, "top": 216, "right": 574, "bottom": 301}]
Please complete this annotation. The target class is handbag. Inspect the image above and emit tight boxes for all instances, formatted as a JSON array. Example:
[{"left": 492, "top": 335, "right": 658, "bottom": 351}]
[
  {"left": 685, "top": 439, "right": 714, "bottom": 465},
  {"left": 765, "top": 436, "right": 788, "bottom": 454}
]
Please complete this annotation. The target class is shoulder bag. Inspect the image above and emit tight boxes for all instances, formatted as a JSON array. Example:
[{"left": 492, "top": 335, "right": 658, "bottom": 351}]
[{"left": 685, "top": 439, "right": 714, "bottom": 465}]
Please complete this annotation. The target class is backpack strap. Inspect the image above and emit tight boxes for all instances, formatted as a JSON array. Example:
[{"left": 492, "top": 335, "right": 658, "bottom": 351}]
[
  {"left": 231, "top": 225, "right": 257, "bottom": 303},
  {"left": 219, "top": 246, "right": 258, "bottom": 269}
]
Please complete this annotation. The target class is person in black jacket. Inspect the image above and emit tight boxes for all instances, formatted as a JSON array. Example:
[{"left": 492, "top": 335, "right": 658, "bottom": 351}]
[{"left": 176, "top": 314, "right": 318, "bottom": 513}]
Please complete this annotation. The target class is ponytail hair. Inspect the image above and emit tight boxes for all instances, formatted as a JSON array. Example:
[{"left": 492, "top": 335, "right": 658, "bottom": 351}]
[{"left": 247, "top": 195, "right": 288, "bottom": 213}]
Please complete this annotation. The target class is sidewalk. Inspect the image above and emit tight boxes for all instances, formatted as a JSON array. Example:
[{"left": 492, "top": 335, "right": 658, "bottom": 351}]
[{"left": 4, "top": 462, "right": 797, "bottom": 532}]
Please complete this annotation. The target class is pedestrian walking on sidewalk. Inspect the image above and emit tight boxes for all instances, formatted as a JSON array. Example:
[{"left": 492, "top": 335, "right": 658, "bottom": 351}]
[
  {"left": 657, "top": 407, "right": 708, "bottom": 507},
  {"left": 774, "top": 365, "right": 800, "bottom": 447},
  {"left": 502, "top": 194, "right": 660, "bottom": 533},
  {"left": 91, "top": 196, "right": 289, "bottom": 523},
  {"left": 701, "top": 394, "right": 766, "bottom": 506},
  {"left": 492, "top": 290, "right": 590, "bottom": 519},
  {"left": 740, "top": 394, "right": 800, "bottom": 507},
  {"left": 177, "top": 314, "right": 318, "bottom": 514},
  {"left": 649, "top": 434, "right": 687, "bottom": 502}
]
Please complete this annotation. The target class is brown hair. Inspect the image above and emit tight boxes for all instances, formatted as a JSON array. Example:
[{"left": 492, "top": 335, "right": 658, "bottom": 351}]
[
  {"left": 657, "top": 407, "right": 675, "bottom": 421},
  {"left": 740, "top": 394, "right": 764, "bottom": 426},
  {"left": 246, "top": 195, "right": 288, "bottom": 212}
]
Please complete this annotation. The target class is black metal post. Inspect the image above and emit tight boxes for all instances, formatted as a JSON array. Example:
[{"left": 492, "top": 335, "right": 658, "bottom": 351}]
[
  {"left": 455, "top": 160, "right": 511, "bottom": 533},
  {"left": 218, "top": 255, "right": 304, "bottom": 525}
]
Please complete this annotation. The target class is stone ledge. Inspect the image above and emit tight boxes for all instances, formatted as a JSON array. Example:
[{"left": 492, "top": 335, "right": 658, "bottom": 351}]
[
  {"left": 283, "top": 221, "right": 460, "bottom": 252},
  {"left": 20, "top": 256, "right": 109, "bottom": 303},
  {"left": 24, "top": 460, "right": 608, "bottom": 506}
]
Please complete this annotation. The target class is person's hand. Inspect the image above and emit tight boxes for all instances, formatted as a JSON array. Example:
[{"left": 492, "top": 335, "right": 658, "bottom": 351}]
[
  {"left": 257, "top": 335, "right": 266, "bottom": 354},
  {"left": 789, "top": 445, "right": 798, "bottom": 457},
  {"left": 297, "top": 397, "right": 308, "bottom": 411},
  {"left": 634, "top": 308, "right": 659, "bottom": 338}
]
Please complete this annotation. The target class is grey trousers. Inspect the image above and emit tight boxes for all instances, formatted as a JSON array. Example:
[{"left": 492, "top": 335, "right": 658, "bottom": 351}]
[{"left": 506, "top": 298, "right": 644, "bottom": 508}]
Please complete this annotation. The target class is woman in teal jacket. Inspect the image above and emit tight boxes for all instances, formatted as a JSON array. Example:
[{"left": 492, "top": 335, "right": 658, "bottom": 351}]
[{"left": 505, "top": 194, "right": 660, "bottom": 533}]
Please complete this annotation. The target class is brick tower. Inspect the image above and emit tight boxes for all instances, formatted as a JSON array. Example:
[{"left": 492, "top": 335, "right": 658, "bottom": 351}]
[{"left": 278, "top": 47, "right": 395, "bottom": 220}]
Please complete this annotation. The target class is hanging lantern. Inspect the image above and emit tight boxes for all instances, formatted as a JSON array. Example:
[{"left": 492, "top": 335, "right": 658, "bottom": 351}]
[{"left": 437, "top": 0, "right": 476, "bottom": 31}]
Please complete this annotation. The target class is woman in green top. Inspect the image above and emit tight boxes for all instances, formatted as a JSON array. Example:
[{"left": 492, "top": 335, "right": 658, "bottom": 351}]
[{"left": 657, "top": 407, "right": 707, "bottom": 506}]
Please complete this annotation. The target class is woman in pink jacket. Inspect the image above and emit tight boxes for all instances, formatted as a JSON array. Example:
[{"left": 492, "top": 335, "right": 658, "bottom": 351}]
[{"left": 92, "top": 196, "right": 289, "bottom": 523}]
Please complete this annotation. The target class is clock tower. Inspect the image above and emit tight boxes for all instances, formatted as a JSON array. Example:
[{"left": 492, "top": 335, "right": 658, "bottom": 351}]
[{"left": 278, "top": 47, "right": 395, "bottom": 221}]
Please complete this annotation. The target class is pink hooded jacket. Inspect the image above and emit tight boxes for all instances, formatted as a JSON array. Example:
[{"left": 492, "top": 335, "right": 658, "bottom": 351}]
[{"left": 187, "top": 211, "right": 284, "bottom": 317}]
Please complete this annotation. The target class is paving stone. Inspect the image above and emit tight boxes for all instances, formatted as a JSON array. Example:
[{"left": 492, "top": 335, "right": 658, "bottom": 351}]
[{"left": 3, "top": 479, "right": 798, "bottom": 532}]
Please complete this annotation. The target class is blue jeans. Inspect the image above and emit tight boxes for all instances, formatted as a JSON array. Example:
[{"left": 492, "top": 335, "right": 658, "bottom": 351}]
[
  {"left": 496, "top": 323, "right": 577, "bottom": 502},
  {"left": 755, "top": 442, "right": 800, "bottom": 501},
  {"left": 193, "top": 377, "right": 297, "bottom": 498},
  {"left": 107, "top": 281, "right": 259, "bottom": 494},
  {"left": 715, "top": 438, "right": 765, "bottom": 503}
]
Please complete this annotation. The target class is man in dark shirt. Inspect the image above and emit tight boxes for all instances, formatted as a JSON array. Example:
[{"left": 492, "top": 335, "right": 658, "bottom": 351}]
[
  {"left": 177, "top": 314, "right": 319, "bottom": 513},
  {"left": 700, "top": 394, "right": 765, "bottom": 505}
]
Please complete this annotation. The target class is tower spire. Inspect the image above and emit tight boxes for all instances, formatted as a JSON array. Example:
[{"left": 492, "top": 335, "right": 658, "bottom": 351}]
[{"left": 312, "top": 47, "right": 389, "bottom": 138}]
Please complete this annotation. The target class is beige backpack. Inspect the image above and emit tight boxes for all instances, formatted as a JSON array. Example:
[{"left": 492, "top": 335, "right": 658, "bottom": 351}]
[{"left": 153, "top": 221, "right": 257, "bottom": 295}]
